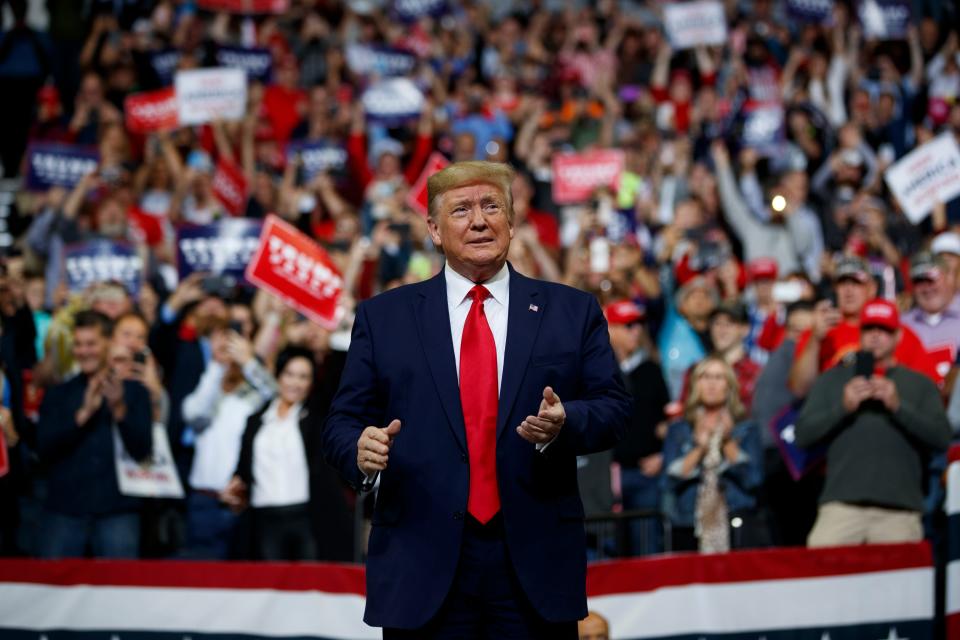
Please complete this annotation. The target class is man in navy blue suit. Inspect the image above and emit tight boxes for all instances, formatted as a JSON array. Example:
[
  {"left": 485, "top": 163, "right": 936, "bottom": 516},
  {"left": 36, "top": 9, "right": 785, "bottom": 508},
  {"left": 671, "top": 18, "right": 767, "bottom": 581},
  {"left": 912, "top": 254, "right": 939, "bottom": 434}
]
[{"left": 322, "top": 161, "right": 630, "bottom": 638}]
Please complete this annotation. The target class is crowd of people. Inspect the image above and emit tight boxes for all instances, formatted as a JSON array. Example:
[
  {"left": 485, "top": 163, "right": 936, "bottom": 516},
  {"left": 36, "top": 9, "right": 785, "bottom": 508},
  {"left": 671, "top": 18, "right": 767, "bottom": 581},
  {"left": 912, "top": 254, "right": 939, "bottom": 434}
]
[{"left": 0, "top": 0, "right": 958, "bottom": 561}]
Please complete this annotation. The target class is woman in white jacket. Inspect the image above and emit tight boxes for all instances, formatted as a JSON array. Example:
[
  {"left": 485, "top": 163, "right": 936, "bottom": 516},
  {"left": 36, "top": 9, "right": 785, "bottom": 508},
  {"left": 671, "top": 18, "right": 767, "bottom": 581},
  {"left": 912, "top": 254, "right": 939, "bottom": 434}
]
[{"left": 180, "top": 317, "right": 276, "bottom": 559}]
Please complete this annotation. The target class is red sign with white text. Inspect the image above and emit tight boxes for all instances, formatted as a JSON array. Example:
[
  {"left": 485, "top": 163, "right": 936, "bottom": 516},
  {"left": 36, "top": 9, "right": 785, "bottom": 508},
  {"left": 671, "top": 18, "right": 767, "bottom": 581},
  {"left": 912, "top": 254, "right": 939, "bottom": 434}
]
[
  {"left": 124, "top": 88, "right": 179, "bottom": 134},
  {"left": 212, "top": 158, "right": 248, "bottom": 217},
  {"left": 0, "top": 425, "right": 8, "bottom": 478},
  {"left": 245, "top": 215, "right": 344, "bottom": 329},
  {"left": 405, "top": 152, "right": 450, "bottom": 218},
  {"left": 551, "top": 149, "right": 625, "bottom": 204},
  {"left": 196, "top": 0, "right": 289, "bottom": 13}
]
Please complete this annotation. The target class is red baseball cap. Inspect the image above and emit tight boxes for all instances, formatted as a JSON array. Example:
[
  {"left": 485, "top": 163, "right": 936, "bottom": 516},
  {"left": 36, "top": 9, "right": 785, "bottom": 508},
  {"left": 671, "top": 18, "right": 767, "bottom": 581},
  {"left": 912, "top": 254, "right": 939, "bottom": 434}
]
[
  {"left": 747, "top": 257, "right": 778, "bottom": 282},
  {"left": 604, "top": 300, "right": 645, "bottom": 325},
  {"left": 860, "top": 298, "right": 899, "bottom": 331}
]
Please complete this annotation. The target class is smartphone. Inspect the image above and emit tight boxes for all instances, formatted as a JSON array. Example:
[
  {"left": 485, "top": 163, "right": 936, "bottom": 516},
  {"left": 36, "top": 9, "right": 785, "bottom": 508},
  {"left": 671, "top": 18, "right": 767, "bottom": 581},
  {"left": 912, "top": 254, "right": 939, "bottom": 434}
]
[
  {"left": 854, "top": 350, "right": 875, "bottom": 378},
  {"left": 229, "top": 320, "right": 244, "bottom": 335},
  {"left": 589, "top": 236, "right": 611, "bottom": 274},
  {"left": 772, "top": 281, "right": 803, "bottom": 304},
  {"left": 133, "top": 350, "right": 147, "bottom": 366}
]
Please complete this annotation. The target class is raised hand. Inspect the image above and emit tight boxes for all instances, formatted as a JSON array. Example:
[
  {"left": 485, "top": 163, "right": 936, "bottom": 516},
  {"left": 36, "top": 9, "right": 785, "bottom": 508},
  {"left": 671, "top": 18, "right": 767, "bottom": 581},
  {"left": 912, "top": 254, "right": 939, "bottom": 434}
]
[
  {"left": 516, "top": 386, "right": 565, "bottom": 445},
  {"left": 357, "top": 419, "right": 402, "bottom": 475}
]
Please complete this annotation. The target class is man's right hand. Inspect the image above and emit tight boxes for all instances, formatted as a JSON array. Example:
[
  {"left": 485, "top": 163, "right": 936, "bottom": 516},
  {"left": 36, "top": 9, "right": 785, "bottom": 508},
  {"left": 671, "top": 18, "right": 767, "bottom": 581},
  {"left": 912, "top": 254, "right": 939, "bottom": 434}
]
[
  {"left": 842, "top": 376, "right": 873, "bottom": 413},
  {"left": 357, "top": 419, "right": 402, "bottom": 476},
  {"left": 812, "top": 299, "right": 841, "bottom": 340}
]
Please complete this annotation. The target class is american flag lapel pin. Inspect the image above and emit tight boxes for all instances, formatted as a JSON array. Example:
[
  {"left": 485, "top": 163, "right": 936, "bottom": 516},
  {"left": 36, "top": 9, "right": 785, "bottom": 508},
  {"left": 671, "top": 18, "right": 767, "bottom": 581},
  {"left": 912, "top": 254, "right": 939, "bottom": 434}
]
[{"left": 529, "top": 304, "right": 539, "bottom": 312}]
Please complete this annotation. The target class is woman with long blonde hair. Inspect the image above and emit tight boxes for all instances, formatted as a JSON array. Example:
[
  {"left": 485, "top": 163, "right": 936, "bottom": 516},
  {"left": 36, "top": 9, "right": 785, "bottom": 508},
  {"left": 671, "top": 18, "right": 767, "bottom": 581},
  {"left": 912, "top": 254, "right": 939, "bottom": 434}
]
[{"left": 661, "top": 355, "right": 765, "bottom": 552}]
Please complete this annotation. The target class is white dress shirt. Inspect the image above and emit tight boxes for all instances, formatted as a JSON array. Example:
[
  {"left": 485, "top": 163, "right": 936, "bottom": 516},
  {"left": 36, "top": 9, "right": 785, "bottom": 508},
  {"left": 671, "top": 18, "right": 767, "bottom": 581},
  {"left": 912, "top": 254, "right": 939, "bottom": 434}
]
[
  {"left": 251, "top": 400, "right": 310, "bottom": 508},
  {"left": 445, "top": 262, "right": 509, "bottom": 390}
]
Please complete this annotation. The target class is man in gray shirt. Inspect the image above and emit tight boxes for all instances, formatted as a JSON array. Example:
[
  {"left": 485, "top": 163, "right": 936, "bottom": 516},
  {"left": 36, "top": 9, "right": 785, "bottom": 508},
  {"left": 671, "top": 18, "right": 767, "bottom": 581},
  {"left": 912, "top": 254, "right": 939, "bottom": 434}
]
[{"left": 795, "top": 299, "right": 951, "bottom": 547}]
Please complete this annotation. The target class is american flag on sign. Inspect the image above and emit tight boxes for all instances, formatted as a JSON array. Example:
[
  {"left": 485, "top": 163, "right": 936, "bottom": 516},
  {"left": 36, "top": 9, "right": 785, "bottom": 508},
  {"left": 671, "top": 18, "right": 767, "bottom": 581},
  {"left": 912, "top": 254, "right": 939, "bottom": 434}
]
[{"left": 529, "top": 304, "right": 538, "bottom": 312}]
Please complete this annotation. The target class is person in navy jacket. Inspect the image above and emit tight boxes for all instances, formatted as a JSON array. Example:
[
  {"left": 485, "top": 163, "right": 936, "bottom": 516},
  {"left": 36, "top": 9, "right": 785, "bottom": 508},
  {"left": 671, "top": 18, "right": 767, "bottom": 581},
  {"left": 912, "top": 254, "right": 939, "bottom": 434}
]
[
  {"left": 36, "top": 309, "right": 152, "bottom": 558},
  {"left": 322, "top": 161, "right": 630, "bottom": 638}
]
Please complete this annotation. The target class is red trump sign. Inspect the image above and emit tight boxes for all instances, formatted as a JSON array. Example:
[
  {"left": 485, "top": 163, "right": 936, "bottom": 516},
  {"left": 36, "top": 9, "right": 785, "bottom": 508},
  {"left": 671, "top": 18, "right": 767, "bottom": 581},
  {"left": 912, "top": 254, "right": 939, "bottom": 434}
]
[
  {"left": 245, "top": 215, "right": 344, "bottom": 329},
  {"left": 124, "top": 88, "right": 179, "bottom": 134}
]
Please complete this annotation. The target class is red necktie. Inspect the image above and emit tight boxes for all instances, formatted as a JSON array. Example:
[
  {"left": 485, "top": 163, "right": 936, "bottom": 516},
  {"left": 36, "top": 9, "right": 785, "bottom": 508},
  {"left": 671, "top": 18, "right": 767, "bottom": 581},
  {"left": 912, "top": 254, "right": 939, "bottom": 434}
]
[{"left": 460, "top": 285, "right": 500, "bottom": 523}]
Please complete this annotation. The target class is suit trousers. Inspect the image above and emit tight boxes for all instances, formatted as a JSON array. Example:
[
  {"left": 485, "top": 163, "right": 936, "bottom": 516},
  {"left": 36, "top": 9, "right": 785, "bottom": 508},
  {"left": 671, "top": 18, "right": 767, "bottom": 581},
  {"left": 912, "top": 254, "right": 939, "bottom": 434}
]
[{"left": 383, "top": 514, "right": 578, "bottom": 639}]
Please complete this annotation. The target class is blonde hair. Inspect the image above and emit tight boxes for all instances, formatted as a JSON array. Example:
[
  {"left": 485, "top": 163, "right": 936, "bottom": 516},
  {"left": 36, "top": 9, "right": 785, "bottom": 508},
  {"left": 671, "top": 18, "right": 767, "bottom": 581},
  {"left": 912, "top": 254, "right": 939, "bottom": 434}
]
[
  {"left": 427, "top": 161, "right": 515, "bottom": 221},
  {"left": 683, "top": 355, "right": 745, "bottom": 423}
]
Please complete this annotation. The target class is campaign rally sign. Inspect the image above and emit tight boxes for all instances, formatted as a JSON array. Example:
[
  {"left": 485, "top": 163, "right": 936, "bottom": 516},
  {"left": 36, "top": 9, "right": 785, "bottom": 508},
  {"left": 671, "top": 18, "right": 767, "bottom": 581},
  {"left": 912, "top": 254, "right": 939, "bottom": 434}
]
[
  {"left": 741, "top": 104, "right": 786, "bottom": 156},
  {"left": 175, "top": 67, "right": 247, "bottom": 126},
  {"left": 885, "top": 133, "right": 960, "bottom": 223},
  {"left": 246, "top": 215, "right": 344, "bottom": 329},
  {"left": 25, "top": 143, "right": 99, "bottom": 190},
  {"left": 858, "top": 0, "right": 911, "bottom": 39},
  {"left": 770, "top": 403, "right": 826, "bottom": 481},
  {"left": 406, "top": 152, "right": 450, "bottom": 217},
  {"left": 150, "top": 49, "right": 181, "bottom": 86},
  {"left": 392, "top": 0, "right": 448, "bottom": 22},
  {"left": 0, "top": 427, "right": 8, "bottom": 478},
  {"left": 63, "top": 240, "right": 143, "bottom": 297},
  {"left": 663, "top": 1, "right": 728, "bottom": 50},
  {"left": 787, "top": 0, "right": 834, "bottom": 23},
  {"left": 287, "top": 141, "right": 349, "bottom": 182},
  {"left": 196, "top": 0, "right": 289, "bottom": 13},
  {"left": 552, "top": 149, "right": 625, "bottom": 205},
  {"left": 857, "top": 0, "right": 910, "bottom": 40},
  {"left": 346, "top": 45, "right": 417, "bottom": 78},
  {"left": 125, "top": 87, "right": 179, "bottom": 134},
  {"left": 212, "top": 158, "right": 249, "bottom": 217},
  {"left": 362, "top": 78, "right": 424, "bottom": 125},
  {"left": 216, "top": 46, "right": 273, "bottom": 82},
  {"left": 176, "top": 218, "right": 263, "bottom": 280}
]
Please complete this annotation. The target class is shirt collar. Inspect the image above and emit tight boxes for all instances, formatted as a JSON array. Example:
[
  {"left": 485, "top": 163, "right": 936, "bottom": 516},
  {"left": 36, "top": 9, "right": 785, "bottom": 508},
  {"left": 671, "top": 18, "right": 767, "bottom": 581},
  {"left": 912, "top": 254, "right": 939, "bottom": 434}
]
[
  {"left": 264, "top": 398, "right": 303, "bottom": 425},
  {"left": 620, "top": 349, "right": 647, "bottom": 374},
  {"left": 444, "top": 262, "right": 510, "bottom": 310}
]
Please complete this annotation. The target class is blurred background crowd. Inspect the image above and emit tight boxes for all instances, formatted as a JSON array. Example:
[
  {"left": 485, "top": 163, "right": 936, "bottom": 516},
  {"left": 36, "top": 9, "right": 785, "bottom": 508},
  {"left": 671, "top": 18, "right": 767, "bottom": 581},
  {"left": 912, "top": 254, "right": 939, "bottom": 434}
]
[{"left": 0, "top": 0, "right": 958, "bottom": 562}]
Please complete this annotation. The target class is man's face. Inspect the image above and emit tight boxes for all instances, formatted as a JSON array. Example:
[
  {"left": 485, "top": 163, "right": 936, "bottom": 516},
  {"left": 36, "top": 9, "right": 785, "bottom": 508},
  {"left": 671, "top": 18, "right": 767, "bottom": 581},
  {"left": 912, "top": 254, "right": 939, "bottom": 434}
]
[
  {"left": 709, "top": 315, "right": 747, "bottom": 354},
  {"left": 73, "top": 326, "right": 108, "bottom": 376},
  {"left": 428, "top": 182, "right": 513, "bottom": 281},
  {"left": 836, "top": 279, "right": 869, "bottom": 317},
  {"left": 578, "top": 614, "right": 609, "bottom": 640},
  {"left": 608, "top": 322, "right": 642, "bottom": 357},
  {"left": 914, "top": 277, "right": 950, "bottom": 315},
  {"left": 861, "top": 326, "right": 899, "bottom": 362},
  {"left": 113, "top": 316, "right": 147, "bottom": 353},
  {"left": 679, "top": 286, "right": 716, "bottom": 322}
]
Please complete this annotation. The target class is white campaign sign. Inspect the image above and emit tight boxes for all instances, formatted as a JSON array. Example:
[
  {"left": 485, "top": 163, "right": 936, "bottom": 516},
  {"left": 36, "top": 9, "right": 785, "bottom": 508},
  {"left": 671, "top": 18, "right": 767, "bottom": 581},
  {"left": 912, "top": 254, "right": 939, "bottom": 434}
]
[
  {"left": 884, "top": 133, "right": 960, "bottom": 224},
  {"left": 114, "top": 424, "right": 184, "bottom": 499},
  {"left": 664, "top": 1, "right": 728, "bottom": 49},
  {"left": 175, "top": 67, "right": 247, "bottom": 126}
]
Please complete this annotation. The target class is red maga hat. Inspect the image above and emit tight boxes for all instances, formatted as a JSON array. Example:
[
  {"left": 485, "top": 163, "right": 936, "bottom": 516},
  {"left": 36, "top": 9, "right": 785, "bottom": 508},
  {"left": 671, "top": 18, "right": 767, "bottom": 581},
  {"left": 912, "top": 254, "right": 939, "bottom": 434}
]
[
  {"left": 604, "top": 300, "right": 645, "bottom": 325},
  {"left": 860, "top": 298, "right": 899, "bottom": 331}
]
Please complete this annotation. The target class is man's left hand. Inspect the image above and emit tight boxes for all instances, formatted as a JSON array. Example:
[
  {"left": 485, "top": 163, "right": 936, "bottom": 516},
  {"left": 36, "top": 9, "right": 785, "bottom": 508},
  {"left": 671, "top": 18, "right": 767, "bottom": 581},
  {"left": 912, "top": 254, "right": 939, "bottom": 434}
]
[
  {"left": 870, "top": 375, "right": 900, "bottom": 413},
  {"left": 517, "top": 386, "right": 565, "bottom": 445}
]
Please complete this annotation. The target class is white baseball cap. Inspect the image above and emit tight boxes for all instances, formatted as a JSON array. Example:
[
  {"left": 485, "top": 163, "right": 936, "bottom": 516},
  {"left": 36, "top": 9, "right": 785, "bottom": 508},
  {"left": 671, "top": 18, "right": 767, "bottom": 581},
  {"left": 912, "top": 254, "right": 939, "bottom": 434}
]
[{"left": 931, "top": 232, "right": 960, "bottom": 257}]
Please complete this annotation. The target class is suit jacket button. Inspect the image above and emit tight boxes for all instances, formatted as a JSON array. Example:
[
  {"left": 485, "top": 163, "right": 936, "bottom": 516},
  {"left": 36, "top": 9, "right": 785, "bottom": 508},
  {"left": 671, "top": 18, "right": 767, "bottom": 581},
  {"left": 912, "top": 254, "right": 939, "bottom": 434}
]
[{"left": 453, "top": 511, "right": 464, "bottom": 520}]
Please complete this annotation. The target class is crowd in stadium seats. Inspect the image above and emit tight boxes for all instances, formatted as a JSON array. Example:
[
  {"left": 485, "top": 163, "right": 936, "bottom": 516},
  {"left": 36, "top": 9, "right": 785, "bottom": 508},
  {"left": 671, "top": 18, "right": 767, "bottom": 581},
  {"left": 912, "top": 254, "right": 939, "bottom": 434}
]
[{"left": 0, "top": 0, "right": 958, "bottom": 561}]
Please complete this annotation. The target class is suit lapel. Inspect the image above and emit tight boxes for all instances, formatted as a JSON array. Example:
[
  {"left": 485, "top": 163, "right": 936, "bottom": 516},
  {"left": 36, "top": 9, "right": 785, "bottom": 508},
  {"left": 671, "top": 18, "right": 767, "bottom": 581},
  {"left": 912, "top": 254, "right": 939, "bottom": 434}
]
[
  {"left": 413, "top": 271, "right": 468, "bottom": 454},
  {"left": 497, "top": 265, "right": 544, "bottom": 440}
]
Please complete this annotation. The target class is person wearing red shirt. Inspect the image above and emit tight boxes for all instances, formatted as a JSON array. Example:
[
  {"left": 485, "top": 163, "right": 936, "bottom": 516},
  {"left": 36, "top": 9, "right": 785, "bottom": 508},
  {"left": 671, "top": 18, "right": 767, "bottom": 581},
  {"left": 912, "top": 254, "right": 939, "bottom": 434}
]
[{"left": 789, "top": 256, "right": 934, "bottom": 396}]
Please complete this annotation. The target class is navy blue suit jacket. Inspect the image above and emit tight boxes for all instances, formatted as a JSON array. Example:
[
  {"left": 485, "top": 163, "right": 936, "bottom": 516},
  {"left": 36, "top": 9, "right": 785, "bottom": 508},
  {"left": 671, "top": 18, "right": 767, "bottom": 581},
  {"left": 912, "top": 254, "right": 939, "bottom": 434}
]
[{"left": 322, "top": 264, "right": 630, "bottom": 629}]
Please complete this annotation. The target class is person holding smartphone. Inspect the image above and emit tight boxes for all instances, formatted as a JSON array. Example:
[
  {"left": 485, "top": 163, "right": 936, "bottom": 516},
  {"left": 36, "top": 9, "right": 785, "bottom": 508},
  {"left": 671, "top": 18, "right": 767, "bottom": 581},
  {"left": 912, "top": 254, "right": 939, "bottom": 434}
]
[
  {"left": 795, "top": 299, "right": 951, "bottom": 547},
  {"left": 180, "top": 317, "right": 276, "bottom": 559}
]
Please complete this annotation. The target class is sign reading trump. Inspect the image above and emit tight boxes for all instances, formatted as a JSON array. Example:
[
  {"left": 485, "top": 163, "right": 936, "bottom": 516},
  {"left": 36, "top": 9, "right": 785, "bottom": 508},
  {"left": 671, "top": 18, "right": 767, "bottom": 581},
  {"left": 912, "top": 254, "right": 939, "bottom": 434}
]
[
  {"left": 884, "top": 133, "right": 960, "bottom": 223},
  {"left": 245, "top": 215, "right": 345, "bottom": 329},
  {"left": 175, "top": 67, "right": 247, "bottom": 126},
  {"left": 663, "top": 1, "right": 728, "bottom": 49},
  {"left": 552, "top": 149, "right": 625, "bottom": 205}
]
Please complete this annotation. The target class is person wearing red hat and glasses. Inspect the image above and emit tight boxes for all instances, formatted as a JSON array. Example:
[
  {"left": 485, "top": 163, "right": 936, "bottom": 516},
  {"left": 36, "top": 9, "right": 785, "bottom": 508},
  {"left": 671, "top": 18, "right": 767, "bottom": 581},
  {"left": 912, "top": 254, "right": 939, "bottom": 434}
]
[
  {"left": 604, "top": 300, "right": 670, "bottom": 557},
  {"left": 794, "top": 299, "right": 951, "bottom": 547}
]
